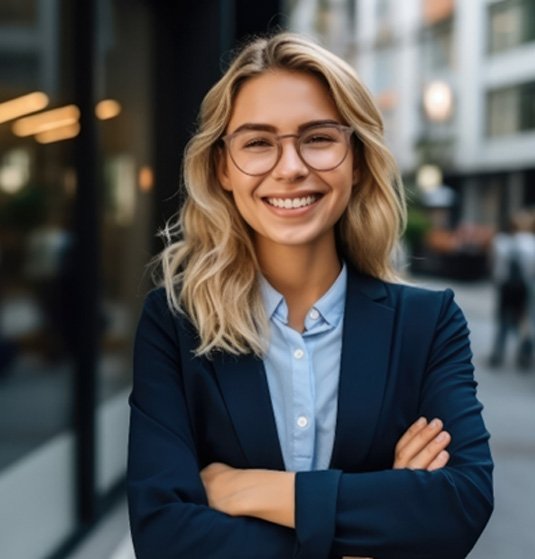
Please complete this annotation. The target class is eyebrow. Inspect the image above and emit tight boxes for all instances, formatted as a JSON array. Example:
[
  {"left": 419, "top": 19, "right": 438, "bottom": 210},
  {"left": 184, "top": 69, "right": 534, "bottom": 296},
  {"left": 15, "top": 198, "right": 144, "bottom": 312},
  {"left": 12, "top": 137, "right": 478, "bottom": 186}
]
[{"left": 229, "top": 119, "right": 342, "bottom": 135}]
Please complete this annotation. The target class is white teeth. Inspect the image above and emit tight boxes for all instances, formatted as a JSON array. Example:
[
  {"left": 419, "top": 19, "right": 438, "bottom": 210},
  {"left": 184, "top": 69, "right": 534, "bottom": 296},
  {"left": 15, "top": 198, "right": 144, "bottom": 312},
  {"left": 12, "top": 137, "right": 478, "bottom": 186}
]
[{"left": 266, "top": 195, "right": 319, "bottom": 209}]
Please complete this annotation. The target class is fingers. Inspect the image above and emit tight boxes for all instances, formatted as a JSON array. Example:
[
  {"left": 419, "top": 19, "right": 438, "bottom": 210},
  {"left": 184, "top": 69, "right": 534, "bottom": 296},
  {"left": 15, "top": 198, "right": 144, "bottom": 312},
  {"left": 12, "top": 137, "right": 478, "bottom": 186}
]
[
  {"left": 395, "top": 416, "right": 428, "bottom": 452},
  {"left": 427, "top": 450, "right": 450, "bottom": 471},
  {"left": 394, "top": 417, "right": 451, "bottom": 470}
]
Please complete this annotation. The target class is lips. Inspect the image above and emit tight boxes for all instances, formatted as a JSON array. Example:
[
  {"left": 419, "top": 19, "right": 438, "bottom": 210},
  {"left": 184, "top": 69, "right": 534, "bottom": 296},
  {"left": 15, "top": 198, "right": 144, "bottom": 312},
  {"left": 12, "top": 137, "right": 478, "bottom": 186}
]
[{"left": 264, "top": 194, "right": 321, "bottom": 209}]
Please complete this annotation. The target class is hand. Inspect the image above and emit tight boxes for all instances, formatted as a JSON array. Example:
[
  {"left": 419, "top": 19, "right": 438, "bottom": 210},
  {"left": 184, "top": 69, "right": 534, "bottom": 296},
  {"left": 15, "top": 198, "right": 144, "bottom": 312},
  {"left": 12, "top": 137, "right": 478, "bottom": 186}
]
[{"left": 393, "top": 417, "right": 451, "bottom": 471}]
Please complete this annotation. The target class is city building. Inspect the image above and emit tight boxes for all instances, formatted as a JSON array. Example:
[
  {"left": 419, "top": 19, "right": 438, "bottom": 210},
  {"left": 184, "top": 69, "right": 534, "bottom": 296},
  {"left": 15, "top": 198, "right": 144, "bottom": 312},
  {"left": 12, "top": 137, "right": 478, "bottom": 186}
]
[{"left": 289, "top": 0, "right": 535, "bottom": 230}]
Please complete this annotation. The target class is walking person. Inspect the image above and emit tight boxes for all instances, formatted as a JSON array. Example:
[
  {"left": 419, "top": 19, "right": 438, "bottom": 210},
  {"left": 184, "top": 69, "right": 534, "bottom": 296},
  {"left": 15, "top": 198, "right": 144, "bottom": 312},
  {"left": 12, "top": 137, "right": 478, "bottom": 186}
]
[
  {"left": 489, "top": 211, "right": 535, "bottom": 369},
  {"left": 128, "top": 33, "right": 493, "bottom": 558}
]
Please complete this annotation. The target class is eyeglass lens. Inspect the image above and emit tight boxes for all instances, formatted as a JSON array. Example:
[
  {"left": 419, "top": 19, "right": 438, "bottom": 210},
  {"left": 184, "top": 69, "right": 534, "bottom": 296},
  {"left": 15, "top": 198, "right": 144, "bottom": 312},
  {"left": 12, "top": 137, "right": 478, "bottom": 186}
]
[{"left": 227, "top": 125, "right": 350, "bottom": 175}]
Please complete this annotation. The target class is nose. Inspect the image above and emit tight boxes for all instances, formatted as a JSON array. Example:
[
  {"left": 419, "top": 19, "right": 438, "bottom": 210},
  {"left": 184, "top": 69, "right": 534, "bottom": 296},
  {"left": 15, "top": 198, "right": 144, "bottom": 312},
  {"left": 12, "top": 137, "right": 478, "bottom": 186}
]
[{"left": 271, "top": 136, "right": 309, "bottom": 181}]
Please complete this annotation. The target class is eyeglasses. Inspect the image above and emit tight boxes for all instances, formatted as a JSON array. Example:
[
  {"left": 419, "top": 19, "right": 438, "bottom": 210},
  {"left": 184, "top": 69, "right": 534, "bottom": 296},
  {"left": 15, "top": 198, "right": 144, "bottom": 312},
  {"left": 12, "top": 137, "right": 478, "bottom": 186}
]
[{"left": 221, "top": 123, "right": 354, "bottom": 176}]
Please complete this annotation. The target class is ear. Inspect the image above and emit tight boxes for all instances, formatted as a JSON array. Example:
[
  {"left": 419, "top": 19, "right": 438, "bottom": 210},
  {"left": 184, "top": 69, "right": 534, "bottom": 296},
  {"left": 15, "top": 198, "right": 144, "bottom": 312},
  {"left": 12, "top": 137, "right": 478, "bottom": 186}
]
[
  {"left": 216, "top": 149, "right": 233, "bottom": 192},
  {"left": 352, "top": 166, "right": 360, "bottom": 185}
]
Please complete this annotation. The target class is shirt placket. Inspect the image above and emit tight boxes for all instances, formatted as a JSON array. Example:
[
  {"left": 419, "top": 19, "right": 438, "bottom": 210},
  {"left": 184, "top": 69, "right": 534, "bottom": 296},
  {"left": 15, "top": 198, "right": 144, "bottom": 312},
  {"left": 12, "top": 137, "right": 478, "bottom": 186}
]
[{"left": 287, "top": 328, "right": 315, "bottom": 471}]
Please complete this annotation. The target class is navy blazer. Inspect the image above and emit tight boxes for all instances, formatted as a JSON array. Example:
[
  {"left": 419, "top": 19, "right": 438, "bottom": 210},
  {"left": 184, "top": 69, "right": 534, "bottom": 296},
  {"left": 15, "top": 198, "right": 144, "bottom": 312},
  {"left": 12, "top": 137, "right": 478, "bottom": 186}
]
[{"left": 128, "top": 269, "right": 493, "bottom": 559}]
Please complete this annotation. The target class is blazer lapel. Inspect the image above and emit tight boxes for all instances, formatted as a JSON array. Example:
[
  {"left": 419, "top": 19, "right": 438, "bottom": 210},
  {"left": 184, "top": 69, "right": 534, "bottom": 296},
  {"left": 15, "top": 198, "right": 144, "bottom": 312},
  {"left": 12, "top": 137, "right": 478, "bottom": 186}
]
[
  {"left": 329, "top": 271, "right": 394, "bottom": 470},
  {"left": 213, "top": 352, "right": 285, "bottom": 470}
]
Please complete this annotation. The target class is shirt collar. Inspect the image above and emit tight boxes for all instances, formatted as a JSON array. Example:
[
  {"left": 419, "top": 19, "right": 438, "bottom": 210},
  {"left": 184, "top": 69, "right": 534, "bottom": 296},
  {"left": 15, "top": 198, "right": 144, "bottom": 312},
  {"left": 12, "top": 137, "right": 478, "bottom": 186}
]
[
  {"left": 312, "top": 262, "right": 346, "bottom": 328},
  {"left": 259, "top": 275, "right": 285, "bottom": 320},
  {"left": 259, "top": 262, "right": 347, "bottom": 328}
]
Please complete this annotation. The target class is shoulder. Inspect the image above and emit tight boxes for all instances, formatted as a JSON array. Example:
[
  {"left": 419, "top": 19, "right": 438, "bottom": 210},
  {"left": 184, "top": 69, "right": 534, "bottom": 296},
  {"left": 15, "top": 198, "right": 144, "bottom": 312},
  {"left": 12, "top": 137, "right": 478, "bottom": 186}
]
[
  {"left": 385, "top": 280, "right": 454, "bottom": 307},
  {"left": 385, "top": 281, "right": 459, "bottom": 327},
  {"left": 140, "top": 286, "right": 172, "bottom": 319},
  {"left": 348, "top": 269, "right": 454, "bottom": 311},
  {"left": 138, "top": 286, "right": 191, "bottom": 336},
  {"left": 348, "top": 271, "right": 462, "bottom": 333},
  {"left": 140, "top": 285, "right": 201, "bottom": 345}
]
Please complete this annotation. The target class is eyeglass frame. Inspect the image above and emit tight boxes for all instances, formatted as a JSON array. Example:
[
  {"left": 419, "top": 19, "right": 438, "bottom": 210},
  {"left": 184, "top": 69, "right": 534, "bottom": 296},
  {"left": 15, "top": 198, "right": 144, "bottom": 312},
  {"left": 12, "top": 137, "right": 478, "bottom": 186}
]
[{"left": 219, "top": 123, "right": 355, "bottom": 176}]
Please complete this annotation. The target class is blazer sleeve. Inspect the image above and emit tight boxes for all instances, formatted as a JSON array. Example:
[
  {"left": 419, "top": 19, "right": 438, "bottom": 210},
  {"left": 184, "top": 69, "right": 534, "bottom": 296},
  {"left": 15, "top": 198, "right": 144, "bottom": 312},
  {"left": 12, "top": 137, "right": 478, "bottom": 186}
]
[
  {"left": 127, "top": 289, "right": 296, "bottom": 559},
  {"left": 294, "top": 289, "right": 494, "bottom": 559}
]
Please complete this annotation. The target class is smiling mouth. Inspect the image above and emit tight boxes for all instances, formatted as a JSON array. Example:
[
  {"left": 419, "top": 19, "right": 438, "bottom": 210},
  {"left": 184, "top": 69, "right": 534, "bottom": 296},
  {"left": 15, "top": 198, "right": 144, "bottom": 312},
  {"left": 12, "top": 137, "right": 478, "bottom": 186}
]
[{"left": 264, "top": 194, "right": 321, "bottom": 209}]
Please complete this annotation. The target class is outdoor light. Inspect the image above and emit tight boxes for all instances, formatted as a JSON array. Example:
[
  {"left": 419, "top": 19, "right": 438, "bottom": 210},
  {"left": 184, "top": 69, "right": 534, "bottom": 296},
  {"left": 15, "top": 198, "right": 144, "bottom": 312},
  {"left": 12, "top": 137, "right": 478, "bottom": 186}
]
[
  {"left": 95, "top": 99, "right": 122, "bottom": 120},
  {"left": 138, "top": 165, "right": 154, "bottom": 192},
  {"left": 0, "top": 92, "right": 49, "bottom": 124},
  {"left": 35, "top": 122, "right": 81, "bottom": 144},
  {"left": 423, "top": 80, "right": 453, "bottom": 122},
  {"left": 417, "top": 164, "right": 443, "bottom": 192},
  {"left": 12, "top": 105, "right": 80, "bottom": 137}
]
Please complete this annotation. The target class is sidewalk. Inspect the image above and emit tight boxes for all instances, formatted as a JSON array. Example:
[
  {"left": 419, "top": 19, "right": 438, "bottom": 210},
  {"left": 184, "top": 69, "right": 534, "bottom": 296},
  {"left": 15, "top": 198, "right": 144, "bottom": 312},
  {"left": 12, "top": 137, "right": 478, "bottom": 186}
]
[{"left": 66, "top": 500, "right": 133, "bottom": 559}]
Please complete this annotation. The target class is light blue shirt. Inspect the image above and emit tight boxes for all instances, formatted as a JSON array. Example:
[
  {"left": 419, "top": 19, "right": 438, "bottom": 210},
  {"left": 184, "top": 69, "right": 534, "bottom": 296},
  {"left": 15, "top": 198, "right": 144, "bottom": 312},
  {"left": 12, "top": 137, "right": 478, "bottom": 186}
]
[{"left": 259, "top": 264, "right": 346, "bottom": 472}]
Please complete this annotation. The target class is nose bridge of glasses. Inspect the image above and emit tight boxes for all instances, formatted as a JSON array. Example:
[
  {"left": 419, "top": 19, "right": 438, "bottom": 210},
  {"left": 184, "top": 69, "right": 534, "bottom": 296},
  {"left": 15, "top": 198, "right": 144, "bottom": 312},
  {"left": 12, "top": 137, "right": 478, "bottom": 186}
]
[{"left": 275, "top": 133, "right": 308, "bottom": 169}]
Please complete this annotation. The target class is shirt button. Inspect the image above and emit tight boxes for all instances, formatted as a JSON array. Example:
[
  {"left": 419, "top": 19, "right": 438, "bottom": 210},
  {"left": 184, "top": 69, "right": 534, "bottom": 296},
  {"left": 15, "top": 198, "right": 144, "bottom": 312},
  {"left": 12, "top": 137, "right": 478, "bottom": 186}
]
[
  {"left": 293, "top": 348, "right": 304, "bottom": 359},
  {"left": 297, "top": 416, "right": 308, "bottom": 428},
  {"left": 309, "top": 309, "right": 320, "bottom": 320}
]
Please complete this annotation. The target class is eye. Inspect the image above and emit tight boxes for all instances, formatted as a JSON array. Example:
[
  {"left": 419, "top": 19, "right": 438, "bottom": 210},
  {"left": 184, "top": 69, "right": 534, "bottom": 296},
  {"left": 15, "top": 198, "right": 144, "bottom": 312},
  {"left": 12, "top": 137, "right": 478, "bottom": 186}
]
[
  {"left": 304, "top": 134, "right": 336, "bottom": 144},
  {"left": 244, "top": 138, "right": 274, "bottom": 148},
  {"left": 301, "top": 127, "right": 340, "bottom": 146},
  {"left": 236, "top": 133, "right": 276, "bottom": 150}
]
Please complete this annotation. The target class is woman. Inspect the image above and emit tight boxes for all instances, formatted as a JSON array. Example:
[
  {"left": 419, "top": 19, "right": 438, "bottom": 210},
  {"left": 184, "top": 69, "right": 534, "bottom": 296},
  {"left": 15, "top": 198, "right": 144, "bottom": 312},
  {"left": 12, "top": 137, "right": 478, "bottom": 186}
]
[{"left": 128, "top": 33, "right": 493, "bottom": 559}]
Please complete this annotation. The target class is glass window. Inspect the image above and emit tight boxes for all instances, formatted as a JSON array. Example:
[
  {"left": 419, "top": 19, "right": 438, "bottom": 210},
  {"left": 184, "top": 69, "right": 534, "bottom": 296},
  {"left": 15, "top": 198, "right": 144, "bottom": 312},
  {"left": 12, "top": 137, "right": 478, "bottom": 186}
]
[
  {"left": 0, "top": 0, "right": 37, "bottom": 25},
  {"left": 374, "top": 46, "right": 396, "bottom": 94},
  {"left": 95, "top": 0, "right": 153, "bottom": 495},
  {"left": 488, "top": 0, "right": 535, "bottom": 53},
  {"left": 0, "top": 1, "right": 77, "bottom": 556},
  {"left": 487, "top": 80, "right": 535, "bottom": 136},
  {"left": 0, "top": 0, "right": 75, "bottom": 474},
  {"left": 421, "top": 18, "right": 455, "bottom": 73},
  {"left": 376, "top": 0, "right": 393, "bottom": 21}
]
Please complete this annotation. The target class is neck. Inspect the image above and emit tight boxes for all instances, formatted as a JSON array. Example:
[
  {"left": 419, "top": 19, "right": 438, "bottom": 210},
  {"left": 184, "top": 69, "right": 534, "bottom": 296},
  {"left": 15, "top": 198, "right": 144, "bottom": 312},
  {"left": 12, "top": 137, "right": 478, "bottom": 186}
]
[{"left": 256, "top": 234, "right": 341, "bottom": 332}]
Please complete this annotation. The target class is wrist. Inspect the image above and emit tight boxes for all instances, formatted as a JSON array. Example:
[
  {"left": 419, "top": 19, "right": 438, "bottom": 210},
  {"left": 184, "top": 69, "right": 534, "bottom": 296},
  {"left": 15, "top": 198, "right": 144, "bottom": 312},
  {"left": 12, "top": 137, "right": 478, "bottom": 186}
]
[{"left": 244, "top": 470, "right": 296, "bottom": 528}]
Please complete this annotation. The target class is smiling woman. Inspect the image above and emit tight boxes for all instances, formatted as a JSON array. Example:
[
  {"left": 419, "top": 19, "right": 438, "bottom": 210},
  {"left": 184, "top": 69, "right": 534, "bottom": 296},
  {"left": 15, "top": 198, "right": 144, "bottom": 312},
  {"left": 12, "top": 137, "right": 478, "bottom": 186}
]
[{"left": 127, "top": 33, "right": 493, "bottom": 559}]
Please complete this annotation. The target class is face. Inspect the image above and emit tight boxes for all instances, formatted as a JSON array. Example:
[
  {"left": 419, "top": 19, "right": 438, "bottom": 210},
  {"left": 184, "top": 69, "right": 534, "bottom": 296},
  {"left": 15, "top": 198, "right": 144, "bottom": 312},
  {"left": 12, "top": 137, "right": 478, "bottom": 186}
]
[{"left": 218, "top": 69, "right": 355, "bottom": 253}]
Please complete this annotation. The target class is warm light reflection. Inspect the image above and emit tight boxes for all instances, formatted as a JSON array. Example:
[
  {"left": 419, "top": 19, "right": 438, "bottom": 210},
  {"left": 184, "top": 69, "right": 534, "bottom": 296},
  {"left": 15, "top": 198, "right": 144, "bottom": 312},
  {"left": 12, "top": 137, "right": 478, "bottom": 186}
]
[
  {"left": 0, "top": 149, "right": 31, "bottom": 194},
  {"left": 35, "top": 122, "right": 81, "bottom": 144},
  {"left": 12, "top": 105, "right": 80, "bottom": 137},
  {"left": 138, "top": 165, "right": 154, "bottom": 192},
  {"left": 63, "top": 168, "right": 77, "bottom": 196},
  {"left": 423, "top": 81, "right": 453, "bottom": 122},
  {"left": 0, "top": 92, "right": 49, "bottom": 125},
  {"left": 95, "top": 99, "right": 122, "bottom": 120}
]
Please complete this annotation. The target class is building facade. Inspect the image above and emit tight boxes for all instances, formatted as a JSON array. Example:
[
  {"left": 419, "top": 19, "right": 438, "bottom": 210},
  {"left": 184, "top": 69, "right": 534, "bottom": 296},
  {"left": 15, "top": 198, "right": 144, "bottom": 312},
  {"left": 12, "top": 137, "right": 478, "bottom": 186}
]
[{"left": 289, "top": 0, "right": 535, "bottom": 231}]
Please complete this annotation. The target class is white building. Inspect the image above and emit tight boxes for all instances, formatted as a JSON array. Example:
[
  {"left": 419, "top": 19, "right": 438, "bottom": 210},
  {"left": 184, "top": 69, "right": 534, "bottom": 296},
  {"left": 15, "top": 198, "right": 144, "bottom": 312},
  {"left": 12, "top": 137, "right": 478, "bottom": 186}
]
[{"left": 289, "top": 0, "right": 535, "bottom": 229}]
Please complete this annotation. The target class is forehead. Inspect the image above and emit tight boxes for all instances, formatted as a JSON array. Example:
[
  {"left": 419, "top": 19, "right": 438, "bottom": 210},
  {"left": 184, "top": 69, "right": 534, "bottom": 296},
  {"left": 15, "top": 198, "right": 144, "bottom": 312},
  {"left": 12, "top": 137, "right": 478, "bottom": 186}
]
[{"left": 227, "top": 69, "right": 342, "bottom": 131}]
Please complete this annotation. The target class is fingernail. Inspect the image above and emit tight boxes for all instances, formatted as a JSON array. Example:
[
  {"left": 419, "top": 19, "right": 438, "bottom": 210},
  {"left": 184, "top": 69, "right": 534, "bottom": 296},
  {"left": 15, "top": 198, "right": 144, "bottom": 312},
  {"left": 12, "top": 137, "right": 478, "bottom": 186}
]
[
  {"left": 430, "top": 418, "right": 442, "bottom": 429},
  {"left": 417, "top": 417, "right": 427, "bottom": 426},
  {"left": 435, "top": 431, "right": 449, "bottom": 443}
]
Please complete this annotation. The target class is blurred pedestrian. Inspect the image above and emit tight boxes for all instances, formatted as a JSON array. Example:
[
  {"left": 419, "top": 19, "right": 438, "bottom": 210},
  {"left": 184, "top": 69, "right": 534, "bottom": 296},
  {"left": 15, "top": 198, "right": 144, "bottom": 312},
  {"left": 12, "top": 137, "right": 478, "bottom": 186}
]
[
  {"left": 489, "top": 210, "right": 535, "bottom": 369},
  {"left": 128, "top": 33, "right": 493, "bottom": 559}
]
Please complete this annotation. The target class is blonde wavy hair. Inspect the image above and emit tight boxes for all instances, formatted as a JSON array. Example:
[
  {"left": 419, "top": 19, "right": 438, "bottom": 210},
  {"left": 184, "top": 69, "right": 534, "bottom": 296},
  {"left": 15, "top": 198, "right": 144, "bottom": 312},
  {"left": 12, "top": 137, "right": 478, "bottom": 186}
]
[{"left": 156, "top": 32, "right": 406, "bottom": 357}]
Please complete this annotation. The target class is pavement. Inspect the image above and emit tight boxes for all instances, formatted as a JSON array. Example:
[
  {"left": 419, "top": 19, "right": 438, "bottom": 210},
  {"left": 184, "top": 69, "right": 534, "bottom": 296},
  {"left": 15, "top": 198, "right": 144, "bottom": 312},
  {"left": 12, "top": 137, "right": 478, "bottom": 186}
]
[{"left": 67, "top": 277, "right": 535, "bottom": 559}]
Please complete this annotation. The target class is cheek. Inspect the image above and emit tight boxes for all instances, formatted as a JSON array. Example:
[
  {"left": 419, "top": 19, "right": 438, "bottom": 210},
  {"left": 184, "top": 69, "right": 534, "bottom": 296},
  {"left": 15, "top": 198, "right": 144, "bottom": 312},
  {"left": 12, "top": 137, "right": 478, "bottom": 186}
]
[{"left": 227, "top": 180, "right": 262, "bottom": 221}]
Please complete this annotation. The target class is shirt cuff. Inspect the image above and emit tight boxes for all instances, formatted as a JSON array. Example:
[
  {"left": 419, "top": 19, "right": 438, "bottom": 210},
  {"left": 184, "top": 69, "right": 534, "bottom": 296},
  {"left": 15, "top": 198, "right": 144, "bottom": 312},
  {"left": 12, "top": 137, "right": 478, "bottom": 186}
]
[{"left": 295, "top": 469, "right": 342, "bottom": 559}]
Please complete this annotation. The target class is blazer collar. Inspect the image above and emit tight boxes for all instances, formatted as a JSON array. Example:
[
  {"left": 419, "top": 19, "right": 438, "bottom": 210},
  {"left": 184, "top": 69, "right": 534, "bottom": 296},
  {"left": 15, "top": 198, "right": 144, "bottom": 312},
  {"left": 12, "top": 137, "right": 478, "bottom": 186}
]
[{"left": 212, "top": 267, "right": 394, "bottom": 472}]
